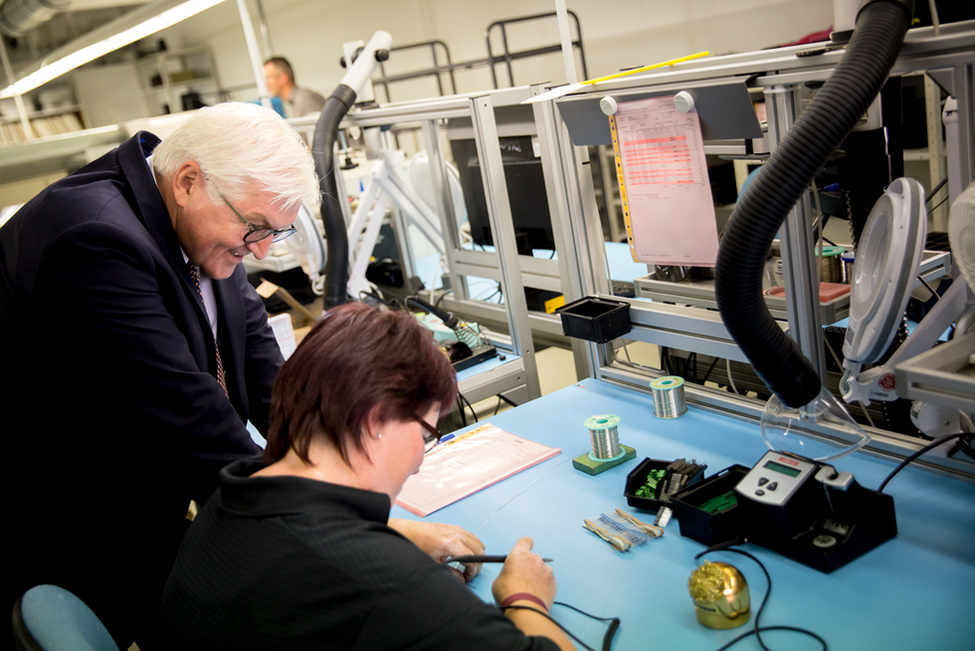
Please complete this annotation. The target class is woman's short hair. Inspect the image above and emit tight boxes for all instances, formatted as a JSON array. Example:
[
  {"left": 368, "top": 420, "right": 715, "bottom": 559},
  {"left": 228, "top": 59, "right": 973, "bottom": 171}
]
[
  {"left": 264, "top": 303, "right": 458, "bottom": 464},
  {"left": 151, "top": 102, "right": 320, "bottom": 215}
]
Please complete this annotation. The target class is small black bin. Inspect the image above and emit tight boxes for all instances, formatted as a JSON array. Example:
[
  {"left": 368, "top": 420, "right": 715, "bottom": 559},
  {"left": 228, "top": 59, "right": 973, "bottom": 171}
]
[
  {"left": 670, "top": 464, "right": 749, "bottom": 546},
  {"left": 624, "top": 457, "right": 706, "bottom": 512},
  {"left": 558, "top": 297, "right": 631, "bottom": 344}
]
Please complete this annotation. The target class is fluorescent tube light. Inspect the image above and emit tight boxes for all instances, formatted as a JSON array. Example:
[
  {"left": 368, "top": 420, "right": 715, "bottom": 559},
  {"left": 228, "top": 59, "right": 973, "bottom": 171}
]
[{"left": 0, "top": 0, "right": 225, "bottom": 98}]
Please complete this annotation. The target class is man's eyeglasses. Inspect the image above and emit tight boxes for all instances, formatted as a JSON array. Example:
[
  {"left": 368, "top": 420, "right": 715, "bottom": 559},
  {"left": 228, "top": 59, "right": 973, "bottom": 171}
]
[
  {"left": 413, "top": 416, "right": 443, "bottom": 452},
  {"left": 202, "top": 171, "right": 296, "bottom": 244}
]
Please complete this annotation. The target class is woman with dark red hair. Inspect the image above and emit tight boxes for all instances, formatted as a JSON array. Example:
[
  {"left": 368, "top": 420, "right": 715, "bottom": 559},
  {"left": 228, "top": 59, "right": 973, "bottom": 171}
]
[{"left": 161, "top": 303, "right": 574, "bottom": 650}]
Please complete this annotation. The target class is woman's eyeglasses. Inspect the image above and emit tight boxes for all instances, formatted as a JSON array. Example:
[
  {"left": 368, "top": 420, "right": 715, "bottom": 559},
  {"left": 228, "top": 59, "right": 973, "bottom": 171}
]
[{"left": 413, "top": 416, "right": 443, "bottom": 452}]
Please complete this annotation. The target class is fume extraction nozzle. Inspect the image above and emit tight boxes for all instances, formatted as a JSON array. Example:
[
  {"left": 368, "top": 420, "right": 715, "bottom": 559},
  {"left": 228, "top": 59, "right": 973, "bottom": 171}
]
[{"left": 761, "top": 386, "right": 870, "bottom": 463}]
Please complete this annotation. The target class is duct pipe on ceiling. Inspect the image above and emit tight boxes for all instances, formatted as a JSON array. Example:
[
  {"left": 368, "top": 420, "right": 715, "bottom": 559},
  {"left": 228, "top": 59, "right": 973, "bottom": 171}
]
[
  {"left": 0, "top": 0, "right": 73, "bottom": 36},
  {"left": 0, "top": 0, "right": 74, "bottom": 37}
]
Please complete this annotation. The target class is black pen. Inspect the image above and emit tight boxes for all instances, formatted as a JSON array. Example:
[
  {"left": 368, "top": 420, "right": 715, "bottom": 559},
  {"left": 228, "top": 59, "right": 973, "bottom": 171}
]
[{"left": 445, "top": 555, "right": 553, "bottom": 564}]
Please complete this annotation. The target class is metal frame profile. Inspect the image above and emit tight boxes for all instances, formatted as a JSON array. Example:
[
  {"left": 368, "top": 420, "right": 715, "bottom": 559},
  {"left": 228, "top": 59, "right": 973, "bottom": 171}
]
[
  {"left": 332, "top": 88, "right": 543, "bottom": 405},
  {"left": 536, "top": 20, "right": 975, "bottom": 481}
]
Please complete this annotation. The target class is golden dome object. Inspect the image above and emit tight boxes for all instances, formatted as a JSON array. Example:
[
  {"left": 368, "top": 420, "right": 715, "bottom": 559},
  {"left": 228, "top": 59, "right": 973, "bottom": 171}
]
[{"left": 687, "top": 560, "right": 751, "bottom": 629}]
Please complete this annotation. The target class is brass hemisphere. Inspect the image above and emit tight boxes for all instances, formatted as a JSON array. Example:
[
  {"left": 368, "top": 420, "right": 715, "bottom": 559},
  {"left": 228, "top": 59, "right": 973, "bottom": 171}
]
[{"left": 687, "top": 560, "right": 751, "bottom": 629}]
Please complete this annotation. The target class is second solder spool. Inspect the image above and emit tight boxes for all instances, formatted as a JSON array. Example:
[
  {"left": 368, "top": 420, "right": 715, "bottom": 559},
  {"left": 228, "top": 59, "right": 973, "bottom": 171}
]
[
  {"left": 584, "top": 414, "right": 625, "bottom": 461},
  {"left": 816, "top": 245, "right": 846, "bottom": 283},
  {"left": 651, "top": 376, "right": 687, "bottom": 418}
]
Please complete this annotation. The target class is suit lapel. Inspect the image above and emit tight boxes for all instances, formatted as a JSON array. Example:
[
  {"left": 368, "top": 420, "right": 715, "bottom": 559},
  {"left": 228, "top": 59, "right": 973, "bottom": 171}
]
[{"left": 116, "top": 131, "right": 216, "bottom": 380}]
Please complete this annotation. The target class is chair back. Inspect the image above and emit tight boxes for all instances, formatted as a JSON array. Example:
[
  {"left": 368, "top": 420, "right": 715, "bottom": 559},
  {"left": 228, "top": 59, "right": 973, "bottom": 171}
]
[{"left": 12, "top": 585, "right": 120, "bottom": 651}]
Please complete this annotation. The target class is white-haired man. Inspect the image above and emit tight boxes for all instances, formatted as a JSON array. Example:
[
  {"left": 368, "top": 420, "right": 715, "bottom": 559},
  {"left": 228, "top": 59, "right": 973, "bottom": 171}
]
[{"left": 1, "top": 103, "right": 320, "bottom": 649}]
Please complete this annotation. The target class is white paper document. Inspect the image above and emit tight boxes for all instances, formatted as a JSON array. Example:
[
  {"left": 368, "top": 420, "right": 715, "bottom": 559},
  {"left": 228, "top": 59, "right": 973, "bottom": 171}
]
[
  {"left": 395, "top": 423, "right": 561, "bottom": 517},
  {"left": 612, "top": 96, "right": 720, "bottom": 266}
]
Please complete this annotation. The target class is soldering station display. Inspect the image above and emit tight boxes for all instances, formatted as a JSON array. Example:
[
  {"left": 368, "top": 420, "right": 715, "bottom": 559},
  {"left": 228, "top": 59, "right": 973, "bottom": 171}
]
[{"left": 761, "top": 459, "right": 801, "bottom": 478}]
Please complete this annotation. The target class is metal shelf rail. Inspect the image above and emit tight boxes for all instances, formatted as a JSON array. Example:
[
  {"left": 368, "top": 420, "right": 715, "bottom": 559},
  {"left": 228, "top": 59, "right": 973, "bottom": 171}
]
[{"left": 533, "top": 20, "right": 975, "bottom": 481}]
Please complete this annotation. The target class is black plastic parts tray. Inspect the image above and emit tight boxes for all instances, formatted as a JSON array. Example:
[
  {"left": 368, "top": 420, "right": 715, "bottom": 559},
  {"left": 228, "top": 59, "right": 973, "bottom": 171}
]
[
  {"left": 670, "top": 464, "right": 749, "bottom": 547},
  {"left": 624, "top": 457, "right": 706, "bottom": 512},
  {"left": 558, "top": 296, "right": 631, "bottom": 344}
]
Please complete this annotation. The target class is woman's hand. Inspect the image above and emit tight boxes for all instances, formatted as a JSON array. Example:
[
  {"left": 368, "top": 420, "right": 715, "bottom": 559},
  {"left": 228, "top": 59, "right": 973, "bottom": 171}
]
[
  {"left": 492, "top": 537, "right": 575, "bottom": 650},
  {"left": 492, "top": 536, "right": 556, "bottom": 609},
  {"left": 388, "top": 519, "right": 485, "bottom": 582}
]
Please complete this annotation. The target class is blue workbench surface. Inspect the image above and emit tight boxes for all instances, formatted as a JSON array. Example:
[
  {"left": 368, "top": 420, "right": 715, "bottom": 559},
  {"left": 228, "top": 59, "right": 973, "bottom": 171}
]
[{"left": 391, "top": 379, "right": 975, "bottom": 650}]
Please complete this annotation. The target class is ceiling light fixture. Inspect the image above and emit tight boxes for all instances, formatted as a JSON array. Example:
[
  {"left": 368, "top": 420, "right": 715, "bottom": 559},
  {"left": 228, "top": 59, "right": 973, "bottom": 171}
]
[{"left": 0, "top": 0, "right": 225, "bottom": 99}]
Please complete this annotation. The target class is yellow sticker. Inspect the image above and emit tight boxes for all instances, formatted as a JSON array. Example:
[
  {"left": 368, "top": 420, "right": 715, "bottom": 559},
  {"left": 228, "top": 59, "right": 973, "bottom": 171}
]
[{"left": 544, "top": 295, "right": 566, "bottom": 313}]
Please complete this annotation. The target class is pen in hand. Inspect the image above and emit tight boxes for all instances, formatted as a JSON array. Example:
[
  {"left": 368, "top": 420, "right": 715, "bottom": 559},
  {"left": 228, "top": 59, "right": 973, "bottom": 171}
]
[{"left": 445, "top": 554, "right": 553, "bottom": 564}]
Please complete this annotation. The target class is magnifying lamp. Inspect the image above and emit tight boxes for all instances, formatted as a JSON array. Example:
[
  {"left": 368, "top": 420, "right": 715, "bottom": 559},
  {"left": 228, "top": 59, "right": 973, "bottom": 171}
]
[
  {"left": 948, "top": 181, "right": 975, "bottom": 296},
  {"left": 842, "top": 177, "right": 927, "bottom": 368},
  {"left": 764, "top": 178, "right": 927, "bottom": 463}
]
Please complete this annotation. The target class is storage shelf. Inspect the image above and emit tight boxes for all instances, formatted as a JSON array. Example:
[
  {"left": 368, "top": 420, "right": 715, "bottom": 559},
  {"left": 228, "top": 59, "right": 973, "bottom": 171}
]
[{"left": 0, "top": 105, "right": 82, "bottom": 125}]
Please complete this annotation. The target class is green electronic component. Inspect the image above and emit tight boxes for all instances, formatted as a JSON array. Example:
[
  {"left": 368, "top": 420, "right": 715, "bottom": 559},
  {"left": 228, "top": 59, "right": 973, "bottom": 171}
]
[{"left": 699, "top": 491, "right": 738, "bottom": 514}]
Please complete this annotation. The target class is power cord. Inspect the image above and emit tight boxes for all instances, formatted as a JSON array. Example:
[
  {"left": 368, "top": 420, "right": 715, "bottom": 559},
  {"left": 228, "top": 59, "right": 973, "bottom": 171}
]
[
  {"left": 500, "top": 602, "right": 620, "bottom": 651},
  {"left": 877, "top": 432, "right": 972, "bottom": 492},
  {"left": 456, "top": 390, "right": 478, "bottom": 424},
  {"left": 695, "top": 544, "right": 827, "bottom": 651}
]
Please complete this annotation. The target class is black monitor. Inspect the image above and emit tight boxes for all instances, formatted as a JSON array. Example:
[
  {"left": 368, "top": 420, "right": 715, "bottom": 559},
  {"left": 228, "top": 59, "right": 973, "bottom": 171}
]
[{"left": 450, "top": 136, "right": 555, "bottom": 255}]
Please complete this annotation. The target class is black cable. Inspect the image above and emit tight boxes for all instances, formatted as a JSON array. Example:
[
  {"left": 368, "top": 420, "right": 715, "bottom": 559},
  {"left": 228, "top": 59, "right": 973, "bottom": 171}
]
[
  {"left": 406, "top": 295, "right": 458, "bottom": 329},
  {"left": 497, "top": 394, "right": 520, "bottom": 408},
  {"left": 359, "top": 290, "right": 400, "bottom": 311},
  {"left": 457, "top": 390, "right": 478, "bottom": 423},
  {"left": 925, "top": 177, "right": 948, "bottom": 204},
  {"left": 927, "top": 194, "right": 949, "bottom": 215},
  {"left": 714, "top": 626, "right": 828, "bottom": 651},
  {"left": 500, "top": 602, "right": 621, "bottom": 651},
  {"left": 434, "top": 288, "right": 454, "bottom": 309},
  {"left": 553, "top": 601, "right": 620, "bottom": 651},
  {"left": 455, "top": 395, "right": 467, "bottom": 428},
  {"left": 952, "top": 435, "right": 975, "bottom": 462},
  {"left": 877, "top": 432, "right": 971, "bottom": 492},
  {"left": 700, "top": 357, "right": 720, "bottom": 384},
  {"left": 695, "top": 545, "right": 827, "bottom": 651}
]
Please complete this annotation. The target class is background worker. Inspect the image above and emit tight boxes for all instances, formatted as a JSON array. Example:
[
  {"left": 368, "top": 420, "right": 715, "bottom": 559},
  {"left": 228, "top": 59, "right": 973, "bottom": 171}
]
[{"left": 263, "top": 56, "right": 327, "bottom": 117}]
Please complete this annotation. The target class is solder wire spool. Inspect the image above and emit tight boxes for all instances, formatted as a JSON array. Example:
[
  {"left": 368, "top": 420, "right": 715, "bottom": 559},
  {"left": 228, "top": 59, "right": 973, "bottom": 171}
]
[
  {"left": 573, "top": 414, "right": 636, "bottom": 475},
  {"left": 816, "top": 245, "right": 846, "bottom": 283},
  {"left": 651, "top": 376, "right": 687, "bottom": 418},
  {"left": 585, "top": 414, "right": 625, "bottom": 462}
]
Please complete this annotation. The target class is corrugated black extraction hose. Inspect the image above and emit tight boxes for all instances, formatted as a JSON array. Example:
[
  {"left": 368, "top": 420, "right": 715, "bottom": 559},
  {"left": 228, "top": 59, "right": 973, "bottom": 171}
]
[
  {"left": 714, "top": 0, "right": 913, "bottom": 408},
  {"left": 312, "top": 85, "right": 357, "bottom": 308}
]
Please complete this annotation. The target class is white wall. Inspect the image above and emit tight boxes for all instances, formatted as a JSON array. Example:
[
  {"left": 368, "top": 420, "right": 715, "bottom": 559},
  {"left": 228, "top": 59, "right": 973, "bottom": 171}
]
[
  {"left": 154, "top": 0, "right": 833, "bottom": 105},
  {"left": 73, "top": 62, "right": 149, "bottom": 127}
]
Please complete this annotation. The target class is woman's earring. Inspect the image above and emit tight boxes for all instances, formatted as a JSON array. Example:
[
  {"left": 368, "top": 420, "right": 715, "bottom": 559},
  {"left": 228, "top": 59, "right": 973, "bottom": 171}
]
[{"left": 376, "top": 432, "right": 382, "bottom": 440}]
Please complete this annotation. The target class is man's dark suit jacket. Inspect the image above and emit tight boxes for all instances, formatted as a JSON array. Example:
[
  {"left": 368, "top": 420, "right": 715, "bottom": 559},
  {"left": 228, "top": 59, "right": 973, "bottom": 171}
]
[{"left": 0, "top": 132, "right": 283, "bottom": 647}]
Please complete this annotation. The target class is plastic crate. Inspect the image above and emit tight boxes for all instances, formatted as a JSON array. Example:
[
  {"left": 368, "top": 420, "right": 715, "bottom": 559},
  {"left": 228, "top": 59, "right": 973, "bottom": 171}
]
[
  {"left": 558, "top": 297, "right": 631, "bottom": 344},
  {"left": 624, "top": 457, "right": 706, "bottom": 512},
  {"left": 670, "top": 464, "right": 749, "bottom": 546}
]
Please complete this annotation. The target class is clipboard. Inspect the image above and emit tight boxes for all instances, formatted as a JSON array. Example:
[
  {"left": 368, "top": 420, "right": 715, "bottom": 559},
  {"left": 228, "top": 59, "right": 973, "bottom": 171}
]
[
  {"left": 395, "top": 423, "right": 561, "bottom": 517},
  {"left": 608, "top": 96, "right": 720, "bottom": 266}
]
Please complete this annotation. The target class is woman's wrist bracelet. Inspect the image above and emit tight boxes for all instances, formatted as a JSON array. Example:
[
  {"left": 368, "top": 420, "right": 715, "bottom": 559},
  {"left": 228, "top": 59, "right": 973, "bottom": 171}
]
[{"left": 499, "top": 592, "right": 548, "bottom": 612}]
